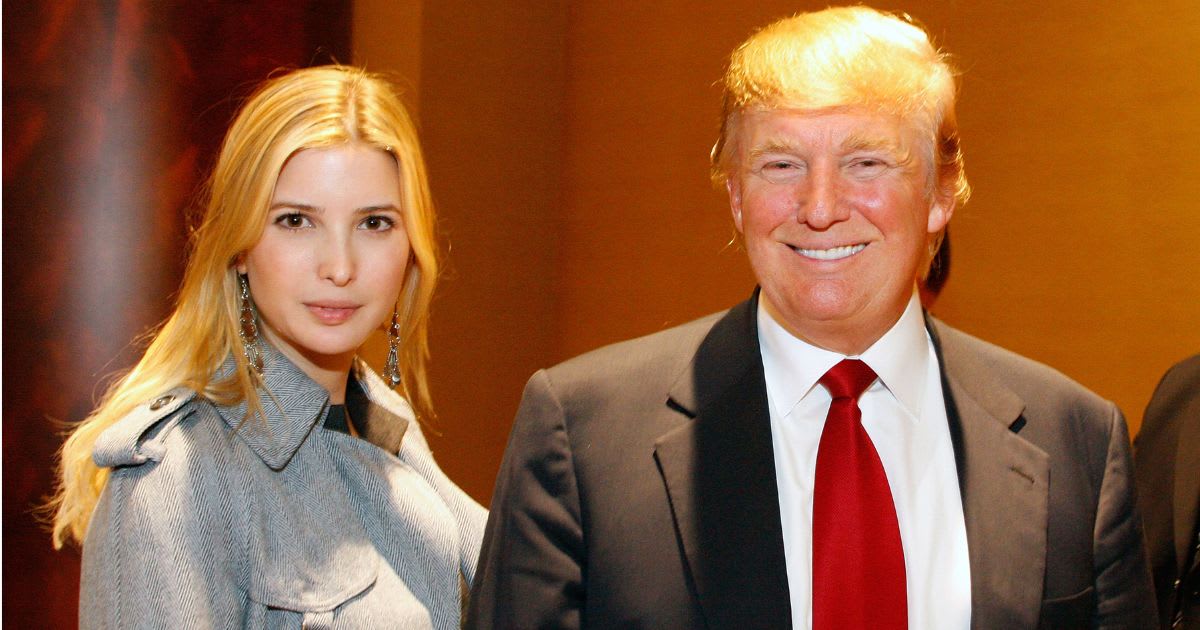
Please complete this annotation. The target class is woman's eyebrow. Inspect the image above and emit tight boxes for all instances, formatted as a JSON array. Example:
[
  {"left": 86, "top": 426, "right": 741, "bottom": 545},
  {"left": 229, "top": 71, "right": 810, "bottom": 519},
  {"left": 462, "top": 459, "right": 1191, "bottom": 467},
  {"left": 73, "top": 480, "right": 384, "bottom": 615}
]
[
  {"left": 269, "top": 201, "right": 321, "bottom": 212},
  {"left": 354, "top": 204, "right": 401, "bottom": 214}
]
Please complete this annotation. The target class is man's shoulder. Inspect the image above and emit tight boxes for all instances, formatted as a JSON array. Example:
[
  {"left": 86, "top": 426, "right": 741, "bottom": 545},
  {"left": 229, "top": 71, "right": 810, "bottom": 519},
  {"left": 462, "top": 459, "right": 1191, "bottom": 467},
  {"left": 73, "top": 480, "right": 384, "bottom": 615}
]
[
  {"left": 1140, "top": 352, "right": 1200, "bottom": 437},
  {"left": 931, "top": 317, "right": 1113, "bottom": 413},
  {"left": 542, "top": 309, "right": 729, "bottom": 393},
  {"left": 1155, "top": 353, "right": 1200, "bottom": 394}
]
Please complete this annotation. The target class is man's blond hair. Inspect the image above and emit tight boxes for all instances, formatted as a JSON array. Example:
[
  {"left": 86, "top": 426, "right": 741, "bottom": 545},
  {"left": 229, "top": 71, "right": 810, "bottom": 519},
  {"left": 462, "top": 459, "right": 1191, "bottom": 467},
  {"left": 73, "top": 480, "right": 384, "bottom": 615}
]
[{"left": 712, "top": 6, "right": 970, "bottom": 216}]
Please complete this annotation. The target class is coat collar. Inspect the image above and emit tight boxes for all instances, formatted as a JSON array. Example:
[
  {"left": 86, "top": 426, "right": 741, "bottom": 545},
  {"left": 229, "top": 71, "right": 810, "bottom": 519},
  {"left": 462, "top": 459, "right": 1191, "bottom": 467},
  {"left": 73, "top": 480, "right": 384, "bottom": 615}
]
[
  {"left": 655, "top": 291, "right": 793, "bottom": 629},
  {"left": 214, "top": 343, "right": 410, "bottom": 470}
]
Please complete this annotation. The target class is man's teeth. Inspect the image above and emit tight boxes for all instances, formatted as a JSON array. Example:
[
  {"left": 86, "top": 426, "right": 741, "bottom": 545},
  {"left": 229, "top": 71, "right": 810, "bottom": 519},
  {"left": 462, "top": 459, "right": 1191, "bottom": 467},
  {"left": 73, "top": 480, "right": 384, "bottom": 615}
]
[{"left": 795, "top": 243, "right": 867, "bottom": 260}]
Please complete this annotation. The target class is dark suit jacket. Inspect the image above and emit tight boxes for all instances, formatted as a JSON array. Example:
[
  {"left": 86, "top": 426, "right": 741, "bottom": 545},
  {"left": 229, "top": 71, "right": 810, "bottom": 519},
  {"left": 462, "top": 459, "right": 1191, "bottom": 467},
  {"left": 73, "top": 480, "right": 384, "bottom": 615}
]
[
  {"left": 1136, "top": 354, "right": 1200, "bottom": 629},
  {"left": 467, "top": 296, "right": 1156, "bottom": 629}
]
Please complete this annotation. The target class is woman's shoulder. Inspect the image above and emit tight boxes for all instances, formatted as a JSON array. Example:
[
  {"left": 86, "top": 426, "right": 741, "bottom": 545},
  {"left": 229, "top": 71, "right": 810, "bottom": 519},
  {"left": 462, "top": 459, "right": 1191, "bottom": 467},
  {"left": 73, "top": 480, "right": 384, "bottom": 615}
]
[{"left": 93, "top": 387, "right": 227, "bottom": 470}]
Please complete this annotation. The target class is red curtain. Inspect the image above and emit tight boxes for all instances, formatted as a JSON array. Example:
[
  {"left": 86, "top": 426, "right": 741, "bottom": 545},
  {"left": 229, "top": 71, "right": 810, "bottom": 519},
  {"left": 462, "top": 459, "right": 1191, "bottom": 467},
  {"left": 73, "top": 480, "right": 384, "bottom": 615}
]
[{"left": 2, "top": 2, "right": 350, "bottom": 625}]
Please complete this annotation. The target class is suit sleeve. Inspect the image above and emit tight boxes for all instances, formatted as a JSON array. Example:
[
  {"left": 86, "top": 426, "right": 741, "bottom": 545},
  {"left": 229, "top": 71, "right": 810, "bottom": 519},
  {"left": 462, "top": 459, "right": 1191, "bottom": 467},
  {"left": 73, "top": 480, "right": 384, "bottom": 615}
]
[
  {"left": 466, "top": 369, "right": 586, "bottom": 629},
  {"left": 1093, "top": 403, "right": 1159, "bottom": 629}
]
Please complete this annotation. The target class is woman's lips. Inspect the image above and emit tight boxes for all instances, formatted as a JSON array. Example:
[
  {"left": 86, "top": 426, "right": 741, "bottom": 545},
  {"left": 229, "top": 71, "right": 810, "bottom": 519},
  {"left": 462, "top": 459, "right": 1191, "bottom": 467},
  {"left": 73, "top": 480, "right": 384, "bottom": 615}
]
[{"left": 306, "top": 303, "right": 360, "bottom": 324}]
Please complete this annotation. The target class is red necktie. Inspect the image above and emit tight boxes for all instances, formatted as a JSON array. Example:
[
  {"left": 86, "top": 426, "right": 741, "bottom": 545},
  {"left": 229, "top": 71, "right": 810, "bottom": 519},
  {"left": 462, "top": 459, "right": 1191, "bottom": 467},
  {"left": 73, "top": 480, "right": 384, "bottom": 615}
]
[{"left": 812, "top": 359, "right": 907, "bottom": 630}]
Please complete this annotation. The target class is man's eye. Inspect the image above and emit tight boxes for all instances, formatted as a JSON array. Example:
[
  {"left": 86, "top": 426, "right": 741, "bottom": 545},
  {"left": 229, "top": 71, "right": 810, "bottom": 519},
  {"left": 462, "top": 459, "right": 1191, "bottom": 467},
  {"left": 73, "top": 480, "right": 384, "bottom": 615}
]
[
  {"left": 360, "top": 216, "right": 395, "bottom": 231},
  {"left": 275, "top": 213, "right": 311, "bottom": 229},
  {"left": 848, "top": 158, "right": 889, "bottom": 177},
  {"left": 757, "top": 160, "right": 804, "bottom": 183}
]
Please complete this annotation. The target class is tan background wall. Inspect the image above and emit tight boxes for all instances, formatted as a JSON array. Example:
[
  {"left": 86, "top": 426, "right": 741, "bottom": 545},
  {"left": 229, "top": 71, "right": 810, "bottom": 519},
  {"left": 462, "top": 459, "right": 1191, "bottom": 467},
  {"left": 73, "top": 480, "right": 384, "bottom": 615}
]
[{"left": 355, "top": 1, "right": 1200, "bottom": 505}]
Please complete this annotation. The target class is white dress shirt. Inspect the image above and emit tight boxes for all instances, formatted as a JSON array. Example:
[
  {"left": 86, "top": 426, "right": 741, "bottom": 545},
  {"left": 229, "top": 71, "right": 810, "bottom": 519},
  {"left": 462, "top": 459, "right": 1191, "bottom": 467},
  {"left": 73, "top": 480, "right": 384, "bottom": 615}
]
[{"left": 759, "top": 292, "right": 971, "bottom": 630}]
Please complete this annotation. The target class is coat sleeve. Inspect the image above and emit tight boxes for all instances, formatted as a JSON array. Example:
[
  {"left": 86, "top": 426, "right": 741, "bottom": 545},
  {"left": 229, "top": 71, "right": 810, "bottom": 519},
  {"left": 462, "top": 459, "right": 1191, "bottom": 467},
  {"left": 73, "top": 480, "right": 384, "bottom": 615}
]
[
  {"left": 80, "top": 443, "right": 247, "bottom": 628},
  {"left": 465, "top": 369, "right": 586, "bottom": 629},
  {"left": 399, "top": 420, "right": 488, "bottom": 586},
  {"left": 1092, "top": 403, "right": 1159, "bottom": 629}
]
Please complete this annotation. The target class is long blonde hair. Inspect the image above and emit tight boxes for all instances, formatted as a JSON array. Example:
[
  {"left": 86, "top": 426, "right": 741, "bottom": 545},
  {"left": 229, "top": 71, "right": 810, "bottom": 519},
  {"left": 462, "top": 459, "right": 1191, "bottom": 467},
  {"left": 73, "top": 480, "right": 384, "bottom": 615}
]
[{"left": 51, "top": 65, "right": 439, "bottom": 547}]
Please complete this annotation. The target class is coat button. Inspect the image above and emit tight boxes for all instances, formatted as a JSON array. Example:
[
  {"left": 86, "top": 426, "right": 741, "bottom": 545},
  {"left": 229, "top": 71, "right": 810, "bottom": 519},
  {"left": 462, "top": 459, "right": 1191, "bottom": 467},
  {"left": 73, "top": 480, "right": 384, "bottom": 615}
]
[{"left": 149, "top": 395, "right": 175, "bottom": 411}]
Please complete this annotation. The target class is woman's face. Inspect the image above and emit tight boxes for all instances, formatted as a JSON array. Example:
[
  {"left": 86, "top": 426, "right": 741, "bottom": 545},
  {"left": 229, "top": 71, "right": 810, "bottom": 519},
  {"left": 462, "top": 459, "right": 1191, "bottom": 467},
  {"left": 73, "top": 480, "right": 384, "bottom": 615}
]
[{"left": 237, "top": 142, "right": 411, "bottom": 376}]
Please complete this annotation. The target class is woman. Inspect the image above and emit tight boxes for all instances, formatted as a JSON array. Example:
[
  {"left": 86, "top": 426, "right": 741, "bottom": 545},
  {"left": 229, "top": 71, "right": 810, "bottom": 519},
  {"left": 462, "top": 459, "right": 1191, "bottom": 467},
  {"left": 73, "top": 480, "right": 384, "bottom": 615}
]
[{"left": 51, "top": 65, "right": 485, "bottom": 628}]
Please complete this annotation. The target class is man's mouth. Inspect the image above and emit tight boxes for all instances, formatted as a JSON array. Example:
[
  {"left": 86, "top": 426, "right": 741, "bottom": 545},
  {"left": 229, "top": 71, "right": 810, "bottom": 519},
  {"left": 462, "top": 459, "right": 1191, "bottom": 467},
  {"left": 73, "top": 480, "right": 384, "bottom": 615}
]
[{"left": 792, "top": 243, "right": 867, "bottom": 261}]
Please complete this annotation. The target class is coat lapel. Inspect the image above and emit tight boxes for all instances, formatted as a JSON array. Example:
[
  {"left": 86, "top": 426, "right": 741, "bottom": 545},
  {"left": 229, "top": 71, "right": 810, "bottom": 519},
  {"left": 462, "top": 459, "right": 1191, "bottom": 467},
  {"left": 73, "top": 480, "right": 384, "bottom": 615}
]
[
  {"left": 929, "top": 318, "right": 1049, "bottom": 630},
  {"left": 654, "top": 295, "right": 792, "bottom": 629}
]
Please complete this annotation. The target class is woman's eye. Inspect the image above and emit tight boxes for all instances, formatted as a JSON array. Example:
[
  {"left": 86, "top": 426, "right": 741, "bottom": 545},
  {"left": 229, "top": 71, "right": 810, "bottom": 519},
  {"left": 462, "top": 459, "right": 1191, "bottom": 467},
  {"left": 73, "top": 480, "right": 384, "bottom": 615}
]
[
  {"left": 275, "top": 213, "right": 311, "bottom": 229},
  {"left": 360, "top": 215, "right": 396, "bottom": 231}
]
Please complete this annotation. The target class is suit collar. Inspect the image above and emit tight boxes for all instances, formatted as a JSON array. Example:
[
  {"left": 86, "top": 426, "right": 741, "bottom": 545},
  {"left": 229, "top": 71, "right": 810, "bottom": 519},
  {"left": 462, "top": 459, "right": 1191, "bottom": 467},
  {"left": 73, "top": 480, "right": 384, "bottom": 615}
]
[
  {"left": 927, "top": 316, "right": 1050, "bottom": 629},
  {"left": 665, "top": 292, "right": 764, "bottom": 417},
  {"left": 656, "top": 301, "right": 1055, "bottom": 629},
  {"left": 657, "top": 291, "right": 792, "bottom": 629}
]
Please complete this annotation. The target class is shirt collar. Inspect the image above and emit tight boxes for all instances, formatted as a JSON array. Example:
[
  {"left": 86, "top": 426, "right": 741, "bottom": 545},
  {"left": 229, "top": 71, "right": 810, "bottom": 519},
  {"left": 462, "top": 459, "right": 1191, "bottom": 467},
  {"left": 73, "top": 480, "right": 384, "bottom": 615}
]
[{"left": 758, "top": 291, "right": 930, "bottom": 421}]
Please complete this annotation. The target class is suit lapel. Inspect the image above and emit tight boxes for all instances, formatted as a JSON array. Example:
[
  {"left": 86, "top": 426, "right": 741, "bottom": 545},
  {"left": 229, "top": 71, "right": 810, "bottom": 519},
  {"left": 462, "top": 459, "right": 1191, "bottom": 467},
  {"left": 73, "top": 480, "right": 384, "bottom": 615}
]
[
  {"left": 928, "top": 318, "right": 1049, "bottom": 630},
  {"left": 654, "top": 295, "right": 792, "bottom": 629}
]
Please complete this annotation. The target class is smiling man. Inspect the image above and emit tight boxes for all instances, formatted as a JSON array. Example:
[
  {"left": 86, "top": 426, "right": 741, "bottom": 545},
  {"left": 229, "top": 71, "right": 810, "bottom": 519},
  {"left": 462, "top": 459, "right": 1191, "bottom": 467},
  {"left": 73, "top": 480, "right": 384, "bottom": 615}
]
[{"left": 467, "top": 7, "right": 1155, "bottom": 629}]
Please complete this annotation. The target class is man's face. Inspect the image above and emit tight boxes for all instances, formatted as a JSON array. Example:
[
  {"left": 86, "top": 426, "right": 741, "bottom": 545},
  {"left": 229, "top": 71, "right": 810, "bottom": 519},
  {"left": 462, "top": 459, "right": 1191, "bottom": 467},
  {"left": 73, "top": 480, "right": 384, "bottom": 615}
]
[{"left": 727, "top": 107, "right": 953, "bottom": 354}]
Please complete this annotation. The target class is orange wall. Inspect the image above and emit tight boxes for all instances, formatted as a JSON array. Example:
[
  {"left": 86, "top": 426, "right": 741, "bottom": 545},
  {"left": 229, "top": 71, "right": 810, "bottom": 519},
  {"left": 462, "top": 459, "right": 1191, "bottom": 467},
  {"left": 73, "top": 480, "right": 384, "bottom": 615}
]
[
  {"left": 357, "top": 1, "right": 569, "bottom": 502},
  {"left": 357, "top": 2, "right": 1200, "bottom": 504}
]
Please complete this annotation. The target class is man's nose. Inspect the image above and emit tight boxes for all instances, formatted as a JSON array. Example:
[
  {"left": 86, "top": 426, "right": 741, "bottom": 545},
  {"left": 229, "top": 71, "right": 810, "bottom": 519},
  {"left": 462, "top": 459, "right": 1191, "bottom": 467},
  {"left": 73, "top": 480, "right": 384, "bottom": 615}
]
[
  {"left": 799, "top": 165, "right": 850, "bottom": 229},
  {"left": 318, "top": 234, "right": 356, "bottom": 286}
]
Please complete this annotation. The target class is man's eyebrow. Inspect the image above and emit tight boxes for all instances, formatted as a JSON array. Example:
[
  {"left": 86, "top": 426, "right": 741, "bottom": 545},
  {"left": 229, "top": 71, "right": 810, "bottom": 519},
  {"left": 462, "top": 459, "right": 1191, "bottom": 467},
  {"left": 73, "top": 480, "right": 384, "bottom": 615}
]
[
  {"left": 840, "top": 133, "right": 901, "bottom": 153},
  {"left": 747, "top": 140, "right": 804, "bottom": 160}
]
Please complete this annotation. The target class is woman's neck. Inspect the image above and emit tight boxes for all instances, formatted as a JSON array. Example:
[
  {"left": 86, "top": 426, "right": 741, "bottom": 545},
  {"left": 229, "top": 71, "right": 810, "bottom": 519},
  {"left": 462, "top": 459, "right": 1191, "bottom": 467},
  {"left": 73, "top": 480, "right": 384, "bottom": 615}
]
[{"left": 259, "top": 330, "right": 354, "bottom": 403}]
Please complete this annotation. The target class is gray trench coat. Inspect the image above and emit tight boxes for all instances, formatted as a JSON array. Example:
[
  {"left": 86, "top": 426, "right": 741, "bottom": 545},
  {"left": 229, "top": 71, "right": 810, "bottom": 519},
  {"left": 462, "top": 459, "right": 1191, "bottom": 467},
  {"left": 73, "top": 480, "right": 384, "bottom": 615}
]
[{"left": 80, "top": 347, "right": 486, "bottom": 629}]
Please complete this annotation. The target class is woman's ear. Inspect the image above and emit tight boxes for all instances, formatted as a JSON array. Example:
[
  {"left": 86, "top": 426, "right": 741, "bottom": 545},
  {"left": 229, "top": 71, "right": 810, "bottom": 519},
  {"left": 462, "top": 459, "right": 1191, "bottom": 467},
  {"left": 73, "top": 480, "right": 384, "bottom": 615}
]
[{"left": 234, "top": 254, "right": 247, "bottom": 275}]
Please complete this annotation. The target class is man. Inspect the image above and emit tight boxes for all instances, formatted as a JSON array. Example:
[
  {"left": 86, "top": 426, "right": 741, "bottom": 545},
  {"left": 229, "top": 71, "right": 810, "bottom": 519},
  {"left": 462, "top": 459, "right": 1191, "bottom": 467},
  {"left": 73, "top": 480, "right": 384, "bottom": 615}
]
[
  {"left": 1136, "top": 354, "right": 1200, "bottom": 629},
  {"left": 467, "top": 7, "right": 1155, "bottom": 629}
]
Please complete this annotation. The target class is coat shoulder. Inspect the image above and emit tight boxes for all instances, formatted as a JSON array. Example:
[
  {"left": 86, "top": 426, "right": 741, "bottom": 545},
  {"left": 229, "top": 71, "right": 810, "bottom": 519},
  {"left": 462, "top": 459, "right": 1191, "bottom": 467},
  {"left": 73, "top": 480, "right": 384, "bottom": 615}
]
[
  {"left": 932, "top": 318, "right": 1113, "bottom": 414},
  {"left": 1150, "top": 353, "right": 1200, "bottom": 405},
  {"left": 542, "top": 310, "right": 725, "bottom": 396},
  {"left": 93, "top": 386, "right": 207, "bottom": 469}
]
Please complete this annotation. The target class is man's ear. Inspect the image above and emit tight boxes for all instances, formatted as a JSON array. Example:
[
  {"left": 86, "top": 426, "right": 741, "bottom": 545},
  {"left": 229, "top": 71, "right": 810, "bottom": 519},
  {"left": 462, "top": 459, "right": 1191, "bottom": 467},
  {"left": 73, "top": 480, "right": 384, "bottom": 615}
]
[
  {"left": 927, "top": 188, "right": 956, "bottom": 234},
  {"left": 727, "top": 178, "right": 745, "bottom": 233}
]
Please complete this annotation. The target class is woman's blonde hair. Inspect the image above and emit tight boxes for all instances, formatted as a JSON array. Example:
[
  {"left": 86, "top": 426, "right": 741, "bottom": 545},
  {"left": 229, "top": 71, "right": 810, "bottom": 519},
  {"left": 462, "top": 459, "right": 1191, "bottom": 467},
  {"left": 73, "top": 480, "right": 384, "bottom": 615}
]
[{"left": 51, "top": 65, "right": 439, "bottom": 547}]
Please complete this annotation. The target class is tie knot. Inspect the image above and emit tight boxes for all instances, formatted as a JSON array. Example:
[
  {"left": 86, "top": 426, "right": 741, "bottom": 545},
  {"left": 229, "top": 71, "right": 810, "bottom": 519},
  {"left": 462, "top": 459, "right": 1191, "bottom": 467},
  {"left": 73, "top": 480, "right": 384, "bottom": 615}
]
[{"left": 819, "top": 359, "right": 878, "bottom": 401}]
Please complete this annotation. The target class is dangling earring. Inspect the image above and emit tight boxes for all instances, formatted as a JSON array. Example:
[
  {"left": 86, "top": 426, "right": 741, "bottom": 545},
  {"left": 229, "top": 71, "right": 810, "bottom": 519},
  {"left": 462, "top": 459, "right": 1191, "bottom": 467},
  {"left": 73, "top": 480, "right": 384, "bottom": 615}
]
[
  {"left": 238, "top": 274, "right": 264, "bottom": 376},
  {"left": 383, "top": 305, "right": 402, "bottom": 388}
]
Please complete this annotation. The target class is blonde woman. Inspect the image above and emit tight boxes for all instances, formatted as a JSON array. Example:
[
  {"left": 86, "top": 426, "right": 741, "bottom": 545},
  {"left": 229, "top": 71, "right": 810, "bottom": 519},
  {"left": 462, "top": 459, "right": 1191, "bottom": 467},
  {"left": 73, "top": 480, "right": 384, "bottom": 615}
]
[{"left": 52, "top": 65, "right": 485, "bottom": 628}]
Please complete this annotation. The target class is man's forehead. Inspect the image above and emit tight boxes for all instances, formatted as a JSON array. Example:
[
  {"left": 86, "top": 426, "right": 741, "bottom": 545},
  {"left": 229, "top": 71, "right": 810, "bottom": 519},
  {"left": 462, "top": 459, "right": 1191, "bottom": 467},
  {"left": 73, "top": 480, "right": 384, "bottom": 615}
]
[{"left": 742, "top": 109, "right": 913, "bottom": 153}]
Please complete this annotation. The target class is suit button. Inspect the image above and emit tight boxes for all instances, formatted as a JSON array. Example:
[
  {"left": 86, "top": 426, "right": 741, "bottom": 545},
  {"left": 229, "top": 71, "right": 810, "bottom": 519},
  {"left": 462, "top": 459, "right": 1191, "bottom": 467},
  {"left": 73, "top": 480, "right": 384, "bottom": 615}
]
[{"left": 149, "top": 395, "right": 175, "bottom": 411}]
